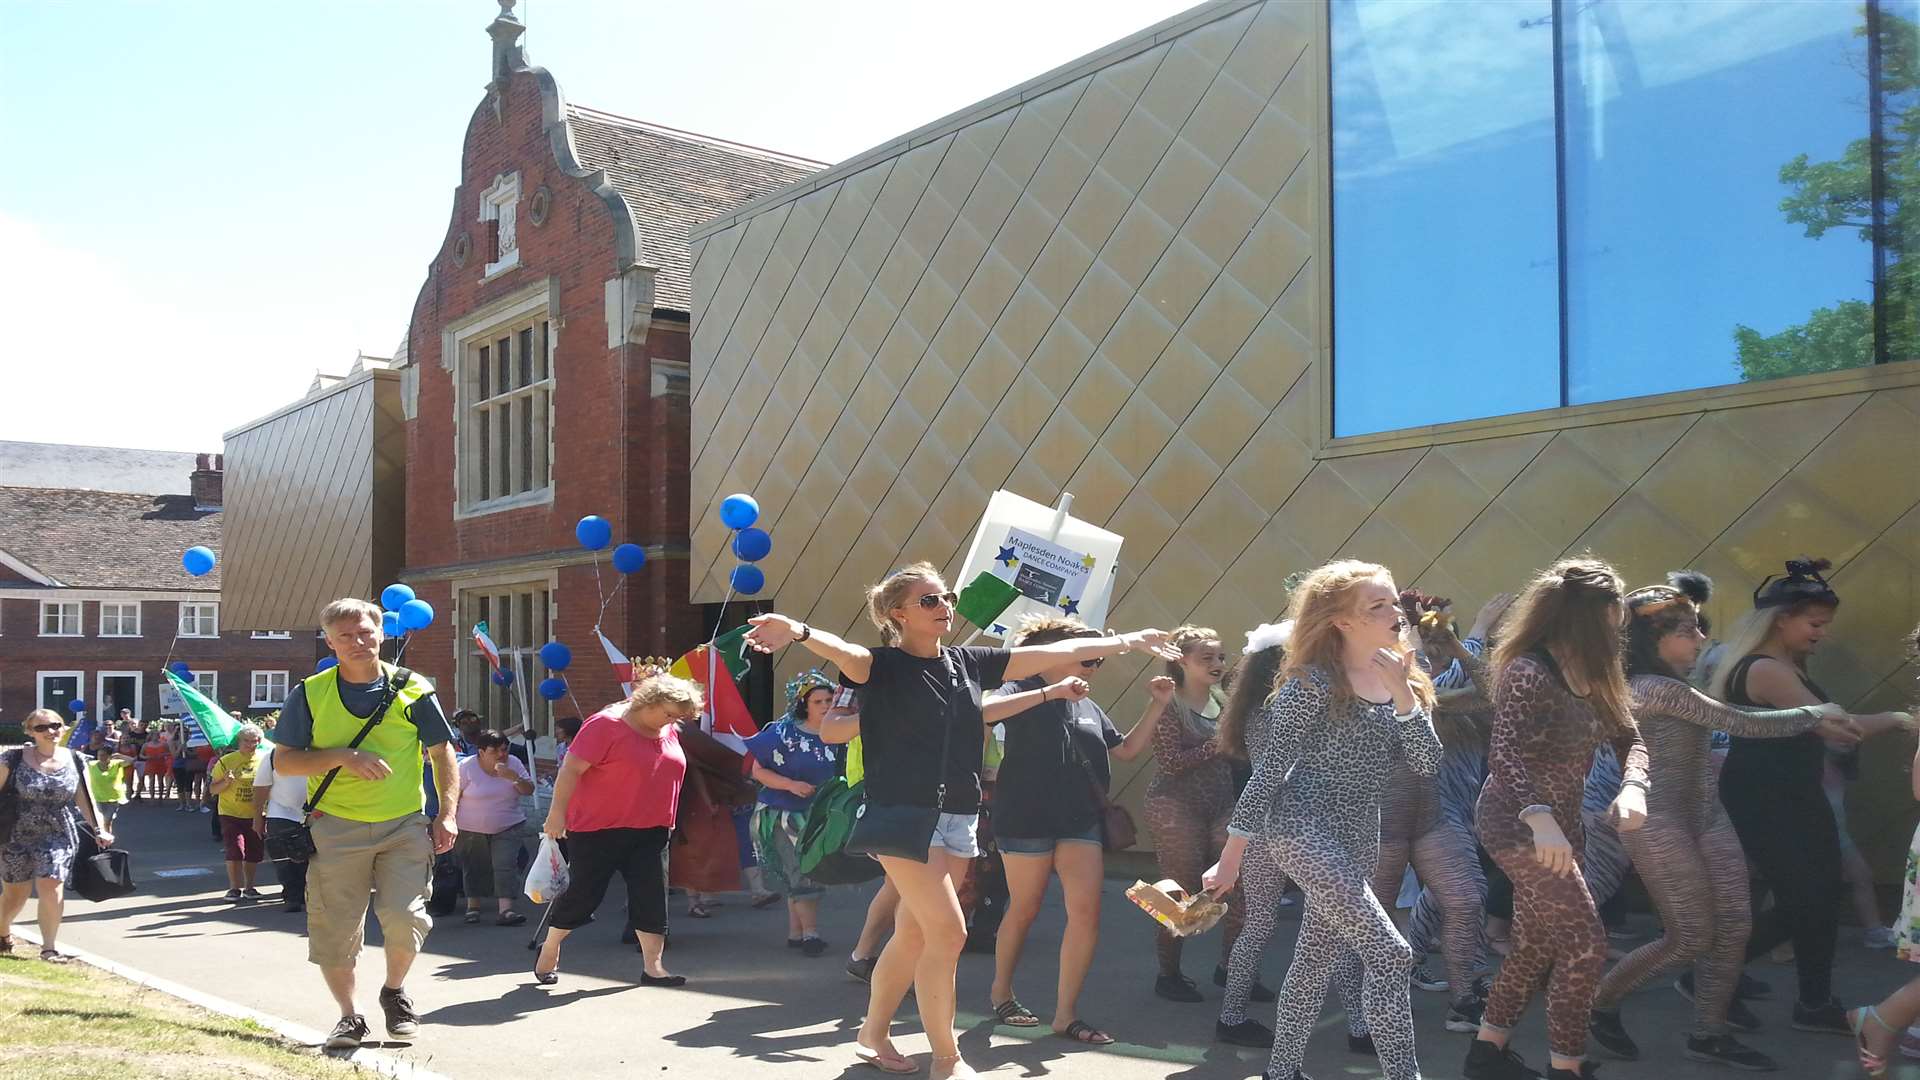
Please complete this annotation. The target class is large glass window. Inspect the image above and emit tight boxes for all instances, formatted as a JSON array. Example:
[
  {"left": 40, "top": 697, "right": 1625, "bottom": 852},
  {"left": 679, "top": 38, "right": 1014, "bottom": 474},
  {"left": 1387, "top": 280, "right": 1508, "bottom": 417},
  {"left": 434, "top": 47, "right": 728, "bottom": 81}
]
[
  {"left": 1566, "top": 2, "right": 1871, "bottom": 401},
  {"left": 1331, "top": 0, "right": 1560, "bottom": 436},
  {"left": 1331, "top": 0, "right": 1912, "bottom": 437}
]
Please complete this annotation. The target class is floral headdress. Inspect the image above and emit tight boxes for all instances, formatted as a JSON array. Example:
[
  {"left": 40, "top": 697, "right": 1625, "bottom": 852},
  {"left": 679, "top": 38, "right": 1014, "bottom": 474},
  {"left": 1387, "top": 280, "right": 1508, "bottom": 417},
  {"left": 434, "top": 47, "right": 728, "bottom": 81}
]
[{"left": 784, "top": 668, "right": 834, "bottom": 708}]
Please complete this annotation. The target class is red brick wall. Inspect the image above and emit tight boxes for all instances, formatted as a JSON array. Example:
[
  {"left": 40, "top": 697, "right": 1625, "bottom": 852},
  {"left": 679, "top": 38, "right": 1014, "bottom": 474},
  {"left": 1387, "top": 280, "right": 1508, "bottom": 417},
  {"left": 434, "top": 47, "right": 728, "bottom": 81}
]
[
  {"left": 0, "top": 597, "right": 322, "bottom": 731},
  {"left": 401, "top": 71, "right": 699, "bottom": 720}
]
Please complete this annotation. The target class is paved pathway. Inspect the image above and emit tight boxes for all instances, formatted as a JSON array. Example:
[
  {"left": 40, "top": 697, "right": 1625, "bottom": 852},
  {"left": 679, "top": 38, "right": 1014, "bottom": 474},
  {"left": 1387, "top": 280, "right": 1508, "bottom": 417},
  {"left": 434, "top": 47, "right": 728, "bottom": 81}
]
[{"left": 20, "top": 800, "right": 1905, "bottom": 1078}]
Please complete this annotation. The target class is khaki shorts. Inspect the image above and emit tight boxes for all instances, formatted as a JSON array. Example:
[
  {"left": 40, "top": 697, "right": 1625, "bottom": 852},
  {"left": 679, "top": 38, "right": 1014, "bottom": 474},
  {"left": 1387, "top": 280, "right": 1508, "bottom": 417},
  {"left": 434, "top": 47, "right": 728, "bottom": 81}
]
[{"left": 305, "top": 813, "right": 433, "bottom": 967}]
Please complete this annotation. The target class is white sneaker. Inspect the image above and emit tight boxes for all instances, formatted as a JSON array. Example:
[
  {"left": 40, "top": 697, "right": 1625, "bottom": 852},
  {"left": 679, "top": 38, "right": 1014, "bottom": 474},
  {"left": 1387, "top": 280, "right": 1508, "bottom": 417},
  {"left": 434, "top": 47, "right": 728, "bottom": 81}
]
[{"left": 1865, "top": 926, "right": 1898, "bottom": 949}]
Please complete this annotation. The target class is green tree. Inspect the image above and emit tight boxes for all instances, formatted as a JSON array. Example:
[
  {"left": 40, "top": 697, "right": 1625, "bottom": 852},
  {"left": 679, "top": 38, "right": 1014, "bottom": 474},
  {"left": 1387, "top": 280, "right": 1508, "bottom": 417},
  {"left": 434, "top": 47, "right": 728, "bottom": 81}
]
[{"left": 1735, "top": 7, "right": 1918, "bottom": 379}]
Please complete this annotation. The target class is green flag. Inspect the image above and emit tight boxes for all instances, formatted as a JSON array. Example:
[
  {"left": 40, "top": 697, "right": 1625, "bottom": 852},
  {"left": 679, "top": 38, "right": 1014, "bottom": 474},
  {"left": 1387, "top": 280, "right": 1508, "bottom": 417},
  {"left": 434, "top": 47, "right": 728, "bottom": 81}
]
[
  {"left": 713, "top": 624, "right": 752, "bottom": 682},
  {"left": 163, "top": 668, "right": 243, "bottom": 747},
  {"left": 955, "top": 572, "right": 1020, "bottom": 632}
]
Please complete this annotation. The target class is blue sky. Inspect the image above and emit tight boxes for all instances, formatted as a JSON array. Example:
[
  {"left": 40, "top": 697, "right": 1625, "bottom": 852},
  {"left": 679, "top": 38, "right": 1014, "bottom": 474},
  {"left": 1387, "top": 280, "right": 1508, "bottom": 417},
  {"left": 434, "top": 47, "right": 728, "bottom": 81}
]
[{"left": 0, "top": 0, "right": 1193, "bottom": 453}]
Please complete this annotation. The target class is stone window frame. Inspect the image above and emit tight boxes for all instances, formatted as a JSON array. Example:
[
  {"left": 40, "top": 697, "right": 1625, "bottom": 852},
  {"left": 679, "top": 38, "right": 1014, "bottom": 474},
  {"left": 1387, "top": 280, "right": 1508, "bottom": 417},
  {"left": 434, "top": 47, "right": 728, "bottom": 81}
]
[{"left": 446, "top": 280, "right": 561, "bottom": 521}]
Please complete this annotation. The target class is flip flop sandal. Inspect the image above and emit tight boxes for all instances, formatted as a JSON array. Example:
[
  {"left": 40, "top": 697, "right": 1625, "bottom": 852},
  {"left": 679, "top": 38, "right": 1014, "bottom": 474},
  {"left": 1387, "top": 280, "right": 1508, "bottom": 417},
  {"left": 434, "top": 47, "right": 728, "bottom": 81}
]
[
  {"left": 854, "top": 1043, "right": 920, "bottom": 1074},
  {"left": 1851, "top": 1005, "right": 1893, "bottom": 1078},
  {"left": 751, "top": 892, "right": 784, "bottom": 909},
  {"left": 463, "top": 910, "right": 482, "bottom": 924},
  {"left": 39, "top": 949, "right": 71, "bottom": 964},
  {"left": 1056, "top": 1020, "right": 1115, "bottom": 1046},
  {"left": 497, "top": 911, "right": 528, "bottom": 926},
  {"left": 687, "top": 903, "right": 713, "bottom": 919},
  {"left": 992, "top": 998, "right": 1042, "bottom": 1027}
]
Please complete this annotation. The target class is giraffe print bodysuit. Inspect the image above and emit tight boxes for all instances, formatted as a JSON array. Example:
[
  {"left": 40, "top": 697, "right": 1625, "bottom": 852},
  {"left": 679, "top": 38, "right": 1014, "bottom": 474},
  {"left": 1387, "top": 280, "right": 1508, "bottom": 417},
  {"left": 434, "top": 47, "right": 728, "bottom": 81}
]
[
  {"left": 1476, "top": 653, "right": 1650, "bottom": 1061},
  {"left": 1230, "top": 668, "right": 1443, "bottom": 1080},
  {"left": 1592, "top": 675, "right": 1822, "bottom": 1035},
  {"left": 1143, "top": 698, "right": 1241, "bottom": 979}
]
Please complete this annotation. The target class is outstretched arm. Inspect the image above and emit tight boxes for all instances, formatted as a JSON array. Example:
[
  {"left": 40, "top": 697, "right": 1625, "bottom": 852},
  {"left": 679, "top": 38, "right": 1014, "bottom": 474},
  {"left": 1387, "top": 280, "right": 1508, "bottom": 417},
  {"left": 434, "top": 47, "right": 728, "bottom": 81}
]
[
  {"left": 744, "top": 615, "right": 874, "bottom": 684},
  {"left": 1002, "top": 630, "right": 1177, "bottom": 682}
]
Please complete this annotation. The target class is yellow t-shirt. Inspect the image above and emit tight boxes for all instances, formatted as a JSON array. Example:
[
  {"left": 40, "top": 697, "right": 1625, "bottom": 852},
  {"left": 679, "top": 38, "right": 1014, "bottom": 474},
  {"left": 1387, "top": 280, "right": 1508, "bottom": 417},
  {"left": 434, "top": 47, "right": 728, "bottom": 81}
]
[{"left": 212, "top": 750, "right": 259, "bottom": 818}]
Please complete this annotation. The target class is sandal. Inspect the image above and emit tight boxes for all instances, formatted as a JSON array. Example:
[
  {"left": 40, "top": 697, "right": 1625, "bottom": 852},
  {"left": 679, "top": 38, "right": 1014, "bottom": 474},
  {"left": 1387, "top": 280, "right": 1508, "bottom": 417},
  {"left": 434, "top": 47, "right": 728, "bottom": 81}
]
[
  {"left": 496, "top": 910, "right": 527, "bottom": 926},
  {"left": 854, "top": 1042, "right": 919, "bottom": 1074},
  {"left": 687, "top": 902, "right": 713, "bottom": 919},
  {"left": 40, "top": 948, "right": 71, "bottom": 964},
  {"left": 533, "top": 965, "right": 559, "bottom": 986},
  {"left": 0, "top": 936, "right": 12, "bottom": 955},
  {"left": 751, "top": 891, "right": 783, "bottom": 909},
  {"left": 463, "top": 910, "right": 482, "bottom": 924},
  {"left": 1056, "top": 1019, "right": 1115, "bottom": 1046},
  {"left": 1850, "top": 1005, "right": 1894, "bottom": 1078},
  {"left": 991, "top": 997, "right": 1042, "bottom": 1027}
]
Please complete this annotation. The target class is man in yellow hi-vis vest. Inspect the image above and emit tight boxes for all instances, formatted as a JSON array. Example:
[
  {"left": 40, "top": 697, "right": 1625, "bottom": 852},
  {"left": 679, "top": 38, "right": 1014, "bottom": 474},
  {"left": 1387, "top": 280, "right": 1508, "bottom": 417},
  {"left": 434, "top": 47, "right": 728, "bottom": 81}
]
[{"left": 271, "top": 597, "right": 459, "bottom": 1051}]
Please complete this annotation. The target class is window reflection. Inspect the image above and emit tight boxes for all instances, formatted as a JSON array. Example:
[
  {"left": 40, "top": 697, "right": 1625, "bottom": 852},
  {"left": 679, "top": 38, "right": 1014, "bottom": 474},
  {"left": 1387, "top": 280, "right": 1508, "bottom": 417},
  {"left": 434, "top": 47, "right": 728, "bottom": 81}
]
[
  {"left": 1564, "top": 1, "right": 1871, "bottom": 403},
  {"left": 1331, "top": 0, "right": 1560, "bottom": 437}
]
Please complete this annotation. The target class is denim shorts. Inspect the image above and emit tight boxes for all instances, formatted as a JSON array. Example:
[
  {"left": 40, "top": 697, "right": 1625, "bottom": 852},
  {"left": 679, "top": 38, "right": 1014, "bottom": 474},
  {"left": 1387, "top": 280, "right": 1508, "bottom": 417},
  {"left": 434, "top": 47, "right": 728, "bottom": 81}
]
[
  {"left": 998, "top": 825, "right": 1102, "bottom": 855},
  {"left": 930, "top": 812, "right": 980, "bottom": 858}
]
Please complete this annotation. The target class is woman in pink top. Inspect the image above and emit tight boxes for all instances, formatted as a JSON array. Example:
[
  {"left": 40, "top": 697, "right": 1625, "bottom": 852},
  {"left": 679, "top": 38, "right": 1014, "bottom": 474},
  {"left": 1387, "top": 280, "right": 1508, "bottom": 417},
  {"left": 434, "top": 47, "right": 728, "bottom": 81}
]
[
  {"left": 454, "top": 730, "right": 536, "bottom": 926},
  {"left": 533, "top": 671, "right": 699, "bottom": 987}
]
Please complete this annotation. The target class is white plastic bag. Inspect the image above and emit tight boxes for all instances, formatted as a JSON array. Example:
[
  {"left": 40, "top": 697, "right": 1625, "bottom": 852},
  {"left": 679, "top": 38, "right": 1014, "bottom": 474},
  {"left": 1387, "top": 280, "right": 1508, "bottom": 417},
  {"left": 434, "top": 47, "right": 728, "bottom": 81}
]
[{"left": 524, "top": 834, "right": 570, "bottom": 904}]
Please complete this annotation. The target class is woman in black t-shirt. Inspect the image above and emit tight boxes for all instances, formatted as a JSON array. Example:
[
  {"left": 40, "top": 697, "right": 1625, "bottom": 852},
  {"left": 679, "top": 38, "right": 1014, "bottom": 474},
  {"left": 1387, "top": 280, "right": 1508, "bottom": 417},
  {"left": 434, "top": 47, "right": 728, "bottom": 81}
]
[
  {"left": 979, "top": 616, "right": 1167, "bottom": 1046},
  {"left": 746, "top": 561, "right": 1175, "bottom": 1080}
]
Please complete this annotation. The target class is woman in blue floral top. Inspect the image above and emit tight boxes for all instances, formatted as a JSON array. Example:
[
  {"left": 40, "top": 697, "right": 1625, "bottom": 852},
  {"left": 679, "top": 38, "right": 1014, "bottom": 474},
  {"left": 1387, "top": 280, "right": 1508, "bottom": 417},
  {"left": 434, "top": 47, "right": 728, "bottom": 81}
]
[{"left": 744, "top": 670, "right": 844, "bottom": 956}]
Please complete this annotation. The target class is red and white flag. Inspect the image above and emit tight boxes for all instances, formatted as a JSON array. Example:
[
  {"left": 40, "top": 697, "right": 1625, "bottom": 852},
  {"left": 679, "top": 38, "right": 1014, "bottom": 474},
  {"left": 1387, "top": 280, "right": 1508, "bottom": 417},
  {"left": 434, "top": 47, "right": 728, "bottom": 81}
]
[
  {"left": 598, "top": 629, "right": 633, "bottom": 697},
  {"left": 473, "top": 622, "right": 503, "bottom": 673}
]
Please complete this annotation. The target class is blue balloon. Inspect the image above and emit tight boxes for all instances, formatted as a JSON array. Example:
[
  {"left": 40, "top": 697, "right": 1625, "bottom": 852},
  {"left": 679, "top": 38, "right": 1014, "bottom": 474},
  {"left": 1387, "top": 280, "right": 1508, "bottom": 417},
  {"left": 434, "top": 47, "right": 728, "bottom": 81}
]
[
  {"left": 730, "top": 564, "right": 766, "bottom": 596},
  {"left": 575, "top": 515, "right": 613, "bottom": 551},
  {"left": 732, "top": 527, "right": 772, "bottom": 562},
  {"left": 491, "top": 669, "right": 515, "bottom": 686},
  {"left": 538, "top": 677, "right": 569, "bottom": 702},
  {"left": 182, "top": 546, "right": 216, "bottom": 577},
  {"left": 168, "top": 661, "right": 192, "bottom": 677},
  {"left": 316, "top": 657, "right": 339, "bottom": 673},
  {"left": 719, "top": 493, "right": 759, "bottom": 530},
  {"left": 381, "top": 583, "right": 415, "bottom": 611},
  {"left": 69, "top": 699, "right": 87, "bottom": 714},
  {"left": 398, "top": 598, "right": 435, "bottom": 631},
  {"left": 538, "top": 641, "right": 573, "bottom": 671},
  {"left": 382, "top": 610, "right": 403, "bottom": 637},
  {"left": 612, "top": 543, "right": 647, "bottom": 574}
]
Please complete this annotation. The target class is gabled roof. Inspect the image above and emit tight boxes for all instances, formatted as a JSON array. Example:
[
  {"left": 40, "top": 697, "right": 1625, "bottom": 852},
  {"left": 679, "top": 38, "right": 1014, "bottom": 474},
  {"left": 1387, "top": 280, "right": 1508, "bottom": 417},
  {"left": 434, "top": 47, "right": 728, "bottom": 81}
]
[
  {"left": 0, "top": 486, "right": 219, "bottom": 592},
  {"left": 565, "top": 105, "right": 824, "bottom": 316}
]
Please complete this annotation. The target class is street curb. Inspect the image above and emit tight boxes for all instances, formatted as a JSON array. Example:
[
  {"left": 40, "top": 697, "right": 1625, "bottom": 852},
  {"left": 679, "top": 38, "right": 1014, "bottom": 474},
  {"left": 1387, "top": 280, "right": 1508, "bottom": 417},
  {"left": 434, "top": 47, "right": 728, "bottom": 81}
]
[{"left": 14, "top": 926, "right": 455, "bottom": 1080}]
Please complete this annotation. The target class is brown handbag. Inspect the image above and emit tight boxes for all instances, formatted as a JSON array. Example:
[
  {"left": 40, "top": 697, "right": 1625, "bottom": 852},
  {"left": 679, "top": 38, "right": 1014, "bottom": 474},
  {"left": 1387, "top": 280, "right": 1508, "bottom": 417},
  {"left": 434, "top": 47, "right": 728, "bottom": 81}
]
[{"left": 1060, "top": 705, "right": 1137, "bottom": 852}]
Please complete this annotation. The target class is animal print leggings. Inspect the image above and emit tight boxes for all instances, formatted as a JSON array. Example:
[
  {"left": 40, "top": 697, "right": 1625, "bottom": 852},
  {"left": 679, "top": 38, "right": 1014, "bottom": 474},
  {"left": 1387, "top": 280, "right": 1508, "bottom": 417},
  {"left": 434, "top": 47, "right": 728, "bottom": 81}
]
[
  {"left": 1481, "top": 838, "right": 1609, "bottom": 1060},
  {"left": 1592, "top": 814, "right": 1748, "bottom": 1035},
  {"left": 1265, "top": 829, "right": 1421, "bottom": 1080},
  {"left": 1373, "top": 818, "right": 1482, "bottom": 1006},
  {"left": 1220, "top": 841, "right": 1354, "bottom": 1027},
  {"left": 1143, "top": 792, "right": 1243, "bottom": 977}
]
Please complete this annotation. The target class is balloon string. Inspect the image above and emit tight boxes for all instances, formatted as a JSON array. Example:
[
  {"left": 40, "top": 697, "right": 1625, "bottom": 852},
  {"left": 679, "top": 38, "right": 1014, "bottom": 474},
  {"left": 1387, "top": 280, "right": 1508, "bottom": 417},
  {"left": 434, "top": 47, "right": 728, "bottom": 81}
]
[
  {"left": 707, "top": 529, "right": 738, "bottom": 645},
  {"left": 594, "top": 574, "right": 628, "bottom": 633},
  {"left": 590, "top": 549, "right": 607, "bottom": 633}
]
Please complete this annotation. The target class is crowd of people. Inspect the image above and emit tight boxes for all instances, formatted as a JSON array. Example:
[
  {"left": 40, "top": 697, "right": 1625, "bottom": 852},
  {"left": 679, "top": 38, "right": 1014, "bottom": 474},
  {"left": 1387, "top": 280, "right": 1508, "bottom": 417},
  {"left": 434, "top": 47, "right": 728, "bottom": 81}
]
[{"left": 3, "top": 553, "right": 1919, "bottom": 1080}]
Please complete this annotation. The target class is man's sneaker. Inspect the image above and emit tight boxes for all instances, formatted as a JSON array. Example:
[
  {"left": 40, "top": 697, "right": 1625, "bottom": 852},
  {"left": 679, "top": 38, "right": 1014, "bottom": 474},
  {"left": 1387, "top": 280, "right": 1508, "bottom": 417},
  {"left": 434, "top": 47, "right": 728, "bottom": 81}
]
[
  {"left": 1446, "top": 994, "right": 1487, "bottom": 1033},
  {"left": 1865, "top": 926, "right": 1899, "bottom": 949},
  {"left": 241, "top": 888, "right": 264, "bottom": 902},
  {"left": 1683, "top": 1033, "right": 1777, "bottom": 1072},
  {"left": 1790, "top": 996, "right": 1852, "bottom": 1035},
  {"left": 800, "top": 937, "right": 828, "bottom": 958},
  {"left": 1726, "top": 996, "right": 1762, "bottom": 1033},
  {"left": 377, "top": 986, "right": 419, "bottom": 1038},
  {"left": 1588, "top": 1007, "right": 1639, "bottom": 1060},
  {"left": 1411, "top": 962, "right": 1450, "bottom": 992},
  {"left": 846, "top": 955, "right": 877, "bottom": 984},
  {"left": 324, "top": 1014, "right": 370, "bottom": 1050},
  {"left": 1462, "top": 1038, "right": 1544, "bottom": 1079},
  {"left": 223, "top": 889, "right": 242, "bottom": 902},
  {"left": 1215, "top": 1018, "right": 1273, "bottom": 1047},
  {"left": 1155, "top": 973, "right": 1203, "bottom": 1003}
]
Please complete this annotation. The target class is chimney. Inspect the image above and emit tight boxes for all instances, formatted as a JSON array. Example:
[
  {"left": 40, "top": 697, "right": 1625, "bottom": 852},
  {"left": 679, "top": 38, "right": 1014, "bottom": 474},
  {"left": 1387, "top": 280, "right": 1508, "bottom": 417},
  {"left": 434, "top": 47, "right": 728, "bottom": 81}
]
[{"left": 191, "top": 452, "right": 223, "bottom": 510}]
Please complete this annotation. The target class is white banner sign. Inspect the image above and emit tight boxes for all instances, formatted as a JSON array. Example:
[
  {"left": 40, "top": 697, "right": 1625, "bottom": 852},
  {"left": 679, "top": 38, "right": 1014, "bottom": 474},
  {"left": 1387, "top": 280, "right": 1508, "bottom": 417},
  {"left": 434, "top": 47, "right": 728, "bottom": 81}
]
[{"left": 955, "top": 490, "right": 1125, "bottom": 640}]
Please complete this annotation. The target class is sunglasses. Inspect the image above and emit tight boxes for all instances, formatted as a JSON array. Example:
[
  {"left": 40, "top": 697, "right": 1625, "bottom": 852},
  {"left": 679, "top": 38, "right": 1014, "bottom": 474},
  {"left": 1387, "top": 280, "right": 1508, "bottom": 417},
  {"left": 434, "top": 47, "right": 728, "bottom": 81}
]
[
  {"left": 915, "top": 592, "right": 959, "bottom": 610},
  {"left": 29, "top": 724, "right": 62, "bottom": 734},
  {"left": 1079, "top": 658, "right": 1105, "bottom": 670}
]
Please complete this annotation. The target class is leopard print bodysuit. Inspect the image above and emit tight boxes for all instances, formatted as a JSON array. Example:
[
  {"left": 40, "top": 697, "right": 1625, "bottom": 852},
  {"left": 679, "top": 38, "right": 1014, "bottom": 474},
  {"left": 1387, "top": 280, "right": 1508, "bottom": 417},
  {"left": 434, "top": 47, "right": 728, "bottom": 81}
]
[
  {"left": 1476, "top": 653, "right": 1650, "bottom": 1061},
  {"left": 1143, "top": 696, "right": 1240, "bottom": 979},
  {"left": 1230, "top": 668, "right": 1442, "bottom": 1080}
]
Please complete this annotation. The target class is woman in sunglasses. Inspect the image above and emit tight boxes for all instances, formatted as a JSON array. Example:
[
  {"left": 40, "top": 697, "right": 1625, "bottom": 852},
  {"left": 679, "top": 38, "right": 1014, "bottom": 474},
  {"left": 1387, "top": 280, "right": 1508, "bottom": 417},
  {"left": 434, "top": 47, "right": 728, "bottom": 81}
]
[
  {"left": 0, "top": 708, "right": 114, "bottom": 961},
  {"left": 746, "top": 562, "right": 1174, "bottom": 1080},
  {"left": 977, "top": 614, "right": 1166, "bottom": 1046}
]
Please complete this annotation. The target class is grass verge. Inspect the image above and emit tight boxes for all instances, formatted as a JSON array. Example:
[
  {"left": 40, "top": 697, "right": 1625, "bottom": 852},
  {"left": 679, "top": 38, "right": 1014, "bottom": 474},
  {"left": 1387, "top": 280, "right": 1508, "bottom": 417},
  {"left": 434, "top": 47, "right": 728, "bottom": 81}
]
[{"left": 0, "top": 952, "right": 367, "bottom": 1079}]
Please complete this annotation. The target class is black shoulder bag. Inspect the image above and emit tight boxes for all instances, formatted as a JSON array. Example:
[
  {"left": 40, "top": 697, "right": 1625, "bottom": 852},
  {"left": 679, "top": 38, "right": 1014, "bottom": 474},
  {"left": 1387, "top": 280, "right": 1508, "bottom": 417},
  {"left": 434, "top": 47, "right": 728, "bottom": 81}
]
[
  {"left": 265, "top": 668, "right": 413, "bottom": 864},
  {"left": 845, "top": 652, "right": 960, "bottom": 864},
  {"left": 0, "top": 748, "right": 23, "bottom": 845}
]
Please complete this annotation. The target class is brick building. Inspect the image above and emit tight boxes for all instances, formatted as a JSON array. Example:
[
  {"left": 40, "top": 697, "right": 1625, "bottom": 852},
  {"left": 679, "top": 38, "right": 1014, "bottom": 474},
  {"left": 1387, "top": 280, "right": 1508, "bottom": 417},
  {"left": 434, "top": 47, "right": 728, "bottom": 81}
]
[
  {"left": 0, "top": 446, "right": 321, "bottom": 733},
  {"left": 387, "top": 1, "right": 822, "bottom": 738}
]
